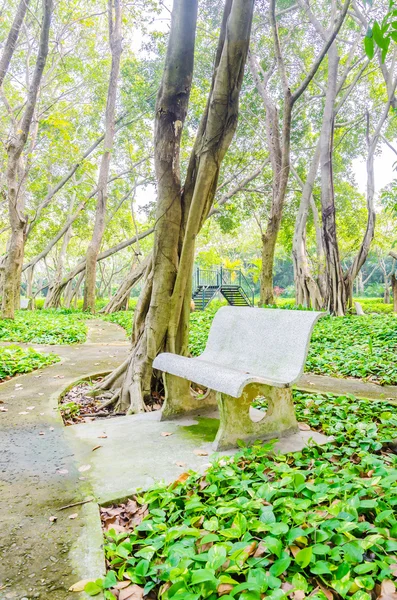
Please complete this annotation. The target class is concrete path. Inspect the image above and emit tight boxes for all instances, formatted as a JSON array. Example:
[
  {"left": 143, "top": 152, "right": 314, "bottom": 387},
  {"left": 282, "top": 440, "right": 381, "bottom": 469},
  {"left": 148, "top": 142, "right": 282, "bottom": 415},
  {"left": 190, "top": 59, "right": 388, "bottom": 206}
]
[
  {"left": 297, "top": 373, "right": 397, "bottom": 403},
  {"left": 0, "top": 321, "right": 129, "bottom": 600},
  {"left": 68, "top": 409, "right": 329, "bottom": 506}
]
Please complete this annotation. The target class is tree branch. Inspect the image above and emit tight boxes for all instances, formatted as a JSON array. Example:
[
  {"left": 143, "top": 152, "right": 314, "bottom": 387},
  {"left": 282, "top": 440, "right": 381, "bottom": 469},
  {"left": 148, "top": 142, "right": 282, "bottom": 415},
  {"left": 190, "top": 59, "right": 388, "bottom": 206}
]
[{"left": 291, "top": 0, "right": 351, "bottom": 105}]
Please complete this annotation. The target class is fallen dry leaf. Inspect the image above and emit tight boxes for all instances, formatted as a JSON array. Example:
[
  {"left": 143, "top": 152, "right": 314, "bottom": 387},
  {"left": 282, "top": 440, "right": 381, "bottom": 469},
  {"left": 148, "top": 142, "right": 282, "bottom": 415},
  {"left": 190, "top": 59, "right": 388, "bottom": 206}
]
[
  {"left": 293, "top": 591, "right": 306, "bottom": 600},
  {"left": 378, "top": 580, "right": 397, "bottom": 600},
  {"left": 69, "top": 513, "right": 78, "bottom": 520},
  {"left": 49, "top": 515, "right": 57, "bottom": 522},
  {"left": 116, "top": 581, "right": 133, "bottom": 590},
  {"left": 92, "top": 445, "right": 102, "bottom": 452},
  {"left": 298, "top": 422, "right": 311, "bottom": 431},
  {"left": 68, "top": 580, "right": 91, "bottom": 592},
  {"left": 253, "top": 541, "right": 266, "bottom": 558},
  {"left": 243, "top": 541, "right": 257, "bottom": 557},
  {"left": 161, "top": 431, "right": 173, "bottom": 437},
  {"left": 289, "top": 545, "right": 300, "bottom": 558},
  {"left": 389, "top": 563, "right": 397, "bottom": 577},
  {"left": 0, "top": 407, "right": 8, "bottom": 412},
  {"left": 172, "top": 472, "right": 190, "bottom": 487},
  {"left": 39, "top": 432, "right": 45, "bottom": 436},
  {"left": 193, "top": 448, "right": 209, "bottom": 456},
  {"left": 318, "top": 584, "right": 333, "bottom": 600},
  {"left": 78, "top": 464, "right": 91, "bottom": 472},
  {"left": 218, "top": 583, "right": 234, "bottom": 596},
  {"left": 98, "top": 433, "right": 108, "bottom": 438},
  {"left": 119, "top": 584, "right": 144, "bottom": 600}
]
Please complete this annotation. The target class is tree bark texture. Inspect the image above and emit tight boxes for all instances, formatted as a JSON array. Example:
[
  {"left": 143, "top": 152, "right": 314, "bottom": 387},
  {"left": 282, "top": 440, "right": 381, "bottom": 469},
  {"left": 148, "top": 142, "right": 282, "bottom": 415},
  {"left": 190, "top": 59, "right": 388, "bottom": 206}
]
[
  {"left": 292, "top": 141, "right": 324, "bottom": 308},
  {"left": 319, "top": 43, "right": 347, "bottom": 316}
]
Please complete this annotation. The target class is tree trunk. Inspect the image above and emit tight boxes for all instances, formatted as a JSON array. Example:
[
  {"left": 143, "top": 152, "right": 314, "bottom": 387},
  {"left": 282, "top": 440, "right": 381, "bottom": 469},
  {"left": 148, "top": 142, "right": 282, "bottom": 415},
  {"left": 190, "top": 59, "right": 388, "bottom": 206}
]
[
  {"left": 1, "top": 0, "right": 53, "bottom": 319},
  {"left": 319, "top": 43, "right": 346, "bottom": 316},
  {"left": 292, "top": 140, "right": 323, "bottom": 308},
  {"left": 392, "top": 273, "right": 397, "bottom": 313},
  {"left": 83, "top": 0, "right": 122, "bottom": 312},
  {"left": 384, "top": 282, "right": 391, "bottom": 304},
  {"left": 101, "top": 254, "right": 150, "bottom": 314},
  {"left": 251, "top": 0, "right": 350, "bottom": 307},
  {"left": 44, "top": 191, "right": 75, "bottom": 308},
  {"left": 343, "top": 97, "right": 394, "bottom": 306},
  {"left": 97, "top": 0, "right": 255, "bottom": 413}
]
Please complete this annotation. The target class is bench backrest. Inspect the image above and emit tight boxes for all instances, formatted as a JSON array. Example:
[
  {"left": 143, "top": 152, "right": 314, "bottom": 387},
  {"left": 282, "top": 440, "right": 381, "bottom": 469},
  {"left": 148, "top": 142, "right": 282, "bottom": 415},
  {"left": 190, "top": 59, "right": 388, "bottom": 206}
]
[{"left": 199, "top": 307, "right": 324, "bottom": 385}]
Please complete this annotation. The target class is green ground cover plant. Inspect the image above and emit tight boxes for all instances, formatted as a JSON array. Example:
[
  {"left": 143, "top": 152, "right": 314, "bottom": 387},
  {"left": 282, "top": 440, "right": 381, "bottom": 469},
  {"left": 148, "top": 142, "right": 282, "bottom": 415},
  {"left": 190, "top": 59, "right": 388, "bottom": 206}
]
[
  {"left": 102, "top": 308, "right": 397, "bottom": 385},
  {"left": 101, "top": 310, "right": 135, "bottom": 334},
  {"left": 87, "top": 391, "right": 397, "bottom": 599},
  {"left": 276, "top": 298, "right": 393, "bottom": 315},
  {"left": 307, "top": 314, "right": 397, "bottom": 385},
  {"left": 0, "top": 345, "right": 60, "bottom": 380},
  {"left": 0, "top": 310, "right": 89, "bottom": 344}
]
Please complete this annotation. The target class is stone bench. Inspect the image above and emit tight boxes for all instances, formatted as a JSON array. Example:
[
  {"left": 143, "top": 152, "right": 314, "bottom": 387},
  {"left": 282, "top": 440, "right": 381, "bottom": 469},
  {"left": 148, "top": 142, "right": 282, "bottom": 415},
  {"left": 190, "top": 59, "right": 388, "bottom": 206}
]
[{"left": 153, "top": 307, "right": 324, "bottom": 450}]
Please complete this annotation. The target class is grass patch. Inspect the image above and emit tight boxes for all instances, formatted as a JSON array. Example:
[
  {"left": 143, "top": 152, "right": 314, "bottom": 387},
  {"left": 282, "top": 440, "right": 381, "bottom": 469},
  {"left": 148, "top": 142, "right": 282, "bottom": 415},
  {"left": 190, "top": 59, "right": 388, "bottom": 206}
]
[
  {"left": 0, "top": 345, "right": 60, "bottom": 381},
  {"left": 0, "top": 309, "right": 89, "bottom": 344},
  {"left": 90, "top": 391, "right": 397, "bottom": 600}
]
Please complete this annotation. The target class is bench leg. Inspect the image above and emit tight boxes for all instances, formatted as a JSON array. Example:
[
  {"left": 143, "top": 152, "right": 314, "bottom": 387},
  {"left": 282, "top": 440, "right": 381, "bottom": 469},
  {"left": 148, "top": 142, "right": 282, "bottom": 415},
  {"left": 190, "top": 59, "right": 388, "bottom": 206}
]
[
  {"left": 213, "top": 383, "right": 298, "bottom": 451},
  {"left": 161, "top": 374, "right": 217, "bottom": 421}
]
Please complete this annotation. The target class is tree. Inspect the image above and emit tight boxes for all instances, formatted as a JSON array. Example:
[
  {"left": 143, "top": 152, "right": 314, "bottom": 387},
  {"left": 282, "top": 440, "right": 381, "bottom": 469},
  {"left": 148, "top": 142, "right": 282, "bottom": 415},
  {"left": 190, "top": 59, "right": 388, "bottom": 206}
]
[
  {"left": 83, "top": 0, "right": 123, "bottom": 312},
  {"left": 1, "top": 0, "right": 53, "bottom": 319},
  {"left": 249, "top": 0, "right": 350, "bottom": 306},
  {"left": 96, "top": 0, "right": 255, "bottom": 413}
]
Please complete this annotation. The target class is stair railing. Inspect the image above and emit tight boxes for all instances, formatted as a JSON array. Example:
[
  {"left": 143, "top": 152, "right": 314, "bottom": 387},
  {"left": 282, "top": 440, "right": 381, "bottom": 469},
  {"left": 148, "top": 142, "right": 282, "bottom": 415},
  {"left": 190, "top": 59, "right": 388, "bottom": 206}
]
[
  {"left": 220, "top": 268, "right": 255, "bottom": 306},
  {"left": 193, "top": 267, "right": 255, "bottom": 307}
]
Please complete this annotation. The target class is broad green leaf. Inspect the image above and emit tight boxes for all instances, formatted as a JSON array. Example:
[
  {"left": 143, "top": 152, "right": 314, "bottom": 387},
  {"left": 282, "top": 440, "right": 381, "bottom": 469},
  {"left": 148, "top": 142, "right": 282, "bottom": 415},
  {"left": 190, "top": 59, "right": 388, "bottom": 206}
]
[{"left": 295, "top": 547, "right": 312, "bottom": 568}]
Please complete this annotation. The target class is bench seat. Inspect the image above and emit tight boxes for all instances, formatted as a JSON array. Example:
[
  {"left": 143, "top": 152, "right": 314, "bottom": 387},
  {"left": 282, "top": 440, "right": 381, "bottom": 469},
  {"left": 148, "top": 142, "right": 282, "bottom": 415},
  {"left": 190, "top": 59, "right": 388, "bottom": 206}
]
[
  {"left": 154, "top": 353, "right": 289, "bottom": 398},
  {"left": 153, "top": 306, "right": 324, "bottom": 450}
]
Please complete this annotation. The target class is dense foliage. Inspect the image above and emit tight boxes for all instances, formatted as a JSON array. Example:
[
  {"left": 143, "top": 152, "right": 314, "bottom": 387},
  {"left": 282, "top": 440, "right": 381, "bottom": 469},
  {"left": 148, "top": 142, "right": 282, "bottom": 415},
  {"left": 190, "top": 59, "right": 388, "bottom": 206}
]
[
  {"left": 88, "top": 391, "right": 397, "bottom": 599},
  {"left": 0, "top": 345, "right": 59, "bottom": 380},
  {"left": 307, "top": 315, "right": 397, "bottom": 385},
  {"left": 0, "top": 310, "right": 89, "bottom": 345},
  {"left": 101, "top": 306, "right": 397, "bottom": 385}
]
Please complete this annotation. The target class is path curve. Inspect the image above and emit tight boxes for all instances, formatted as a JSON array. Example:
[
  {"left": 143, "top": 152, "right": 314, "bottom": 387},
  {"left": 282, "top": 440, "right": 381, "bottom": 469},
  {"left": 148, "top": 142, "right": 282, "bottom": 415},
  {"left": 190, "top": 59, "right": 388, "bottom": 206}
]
[{"left": 0, "top": 320, "right": 129, "bottom": 600}]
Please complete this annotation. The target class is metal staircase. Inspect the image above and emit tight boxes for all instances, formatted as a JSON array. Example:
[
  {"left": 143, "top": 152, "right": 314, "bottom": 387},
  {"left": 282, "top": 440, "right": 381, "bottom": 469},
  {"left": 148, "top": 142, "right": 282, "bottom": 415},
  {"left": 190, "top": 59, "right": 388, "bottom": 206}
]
[{"left": 192, "top": 267, "right": 255, "bottom": 311}]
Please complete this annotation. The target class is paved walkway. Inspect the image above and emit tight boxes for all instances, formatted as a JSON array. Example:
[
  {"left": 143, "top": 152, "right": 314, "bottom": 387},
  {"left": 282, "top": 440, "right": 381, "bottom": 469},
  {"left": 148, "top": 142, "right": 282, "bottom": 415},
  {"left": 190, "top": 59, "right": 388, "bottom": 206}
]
[
  {"left": 0, "top": 321, "right": 129, "bottom": 600},
  {"left": 297, "top": 373, "right": 397, "bottom": 403},
  {"left": 1, "top": 319, "right": 397, "bottom": 600}
]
